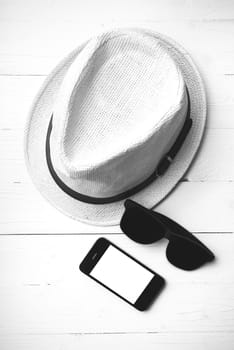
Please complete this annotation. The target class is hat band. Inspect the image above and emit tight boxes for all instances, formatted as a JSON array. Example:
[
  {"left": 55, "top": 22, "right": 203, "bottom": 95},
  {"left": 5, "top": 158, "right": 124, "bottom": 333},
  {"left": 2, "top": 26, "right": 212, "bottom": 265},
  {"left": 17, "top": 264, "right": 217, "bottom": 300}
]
[{"left": 46, "top": 90, "right": 192, "bottom": 205}]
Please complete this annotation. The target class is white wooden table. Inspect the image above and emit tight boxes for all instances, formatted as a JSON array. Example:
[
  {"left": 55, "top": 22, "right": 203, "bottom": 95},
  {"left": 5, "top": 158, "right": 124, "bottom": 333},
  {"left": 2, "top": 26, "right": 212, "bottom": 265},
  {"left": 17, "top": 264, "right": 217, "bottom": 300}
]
[{"left": 1, "top": 1, "right": 234, "bottom": 349}]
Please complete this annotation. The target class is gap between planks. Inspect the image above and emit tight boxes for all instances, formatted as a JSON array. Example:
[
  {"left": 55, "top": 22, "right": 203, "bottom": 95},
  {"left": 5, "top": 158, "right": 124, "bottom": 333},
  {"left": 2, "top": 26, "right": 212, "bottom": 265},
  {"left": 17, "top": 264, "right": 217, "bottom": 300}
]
[
  {"left": 4, "top": 330, "right": 234, "bottom": 335},
  {"left": 0, "top": 232, "right": 232, "bottom": 236}
]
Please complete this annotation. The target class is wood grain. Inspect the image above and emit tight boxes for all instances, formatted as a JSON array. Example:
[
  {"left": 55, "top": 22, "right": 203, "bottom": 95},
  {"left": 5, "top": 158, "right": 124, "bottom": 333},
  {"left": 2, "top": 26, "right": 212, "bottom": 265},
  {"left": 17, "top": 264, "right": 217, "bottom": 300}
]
[
  {"left": 0, "top": 75, "right": 234, "bottom": 233},
  {"left": 0, "top": 234, "right": 233, "bottom": 334},
  {"left": 0, "top": 180, "right": 234, "bottom": 234},
  {"left": 1, "top": 333, "right": 234, "bottom": 350},
  {"left": 1, "top": 0, "right": 234, "bottom": 348}
]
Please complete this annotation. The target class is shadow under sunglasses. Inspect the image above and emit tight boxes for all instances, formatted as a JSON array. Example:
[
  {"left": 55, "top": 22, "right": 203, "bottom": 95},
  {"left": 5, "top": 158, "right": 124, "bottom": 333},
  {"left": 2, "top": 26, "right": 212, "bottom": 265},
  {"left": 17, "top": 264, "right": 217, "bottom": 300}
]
[{"left": 120, "top": 199, "right": 215, "bottom": 271}]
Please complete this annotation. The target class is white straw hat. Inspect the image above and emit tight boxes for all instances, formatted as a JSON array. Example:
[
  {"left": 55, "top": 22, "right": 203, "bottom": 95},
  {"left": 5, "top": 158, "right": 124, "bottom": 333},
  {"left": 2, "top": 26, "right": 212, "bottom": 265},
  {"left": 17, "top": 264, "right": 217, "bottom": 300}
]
[{"left": 24, "top": 28, "right": 206, "bottom": 226}]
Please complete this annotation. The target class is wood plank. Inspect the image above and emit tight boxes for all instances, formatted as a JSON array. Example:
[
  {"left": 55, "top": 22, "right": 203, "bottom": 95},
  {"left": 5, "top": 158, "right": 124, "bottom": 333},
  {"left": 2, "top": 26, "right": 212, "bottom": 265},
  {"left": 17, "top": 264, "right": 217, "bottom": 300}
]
[
  {"left": 1, "top": 121, "right": 234, "bottom": 233},
  {"left": 0, "top": 233, "right": 233, "bottom": 335},
  {"left": 0, "top": 20, "right": 234, "bottom": 79},
  {"left": 208, "top": 104, "right": 234, "bottom": 129},
  {"left": 0, "top": 77, "right": 234, "bottom": 234},
  {"left": 1, "top": 0, "right": 234, "bottom": 22},
  {"left": 0, "top": 173, "right": 234, "bottom": 233},
  {"left": 1, "top": 125, "right": 234, "bottom": 233},
  {"left": 3, "top": 127, "right": 234, "bottom": 180},
  {"left": 0, "top": 332, "right": 234, "bottom": 350},
  {"left": 187, "top": 128, "right": 234, "bottom": 181},
  {"left": 1, "top": 1, "right": 233, "bottom": 348},
  {"left": 0, "top": 75, "right": 234, "bottom": 172},
  {"left": 1, "top": 72, "right": 234, "bottom": 133},
  {"left": 1, "top": 126, "right": 234, "bottom": 179},
  {"left": 0, "top": 70, "right": 233, "bottom": 233},
  {"left": 0, "top": 76, "right": 42, "bottom": 130}
]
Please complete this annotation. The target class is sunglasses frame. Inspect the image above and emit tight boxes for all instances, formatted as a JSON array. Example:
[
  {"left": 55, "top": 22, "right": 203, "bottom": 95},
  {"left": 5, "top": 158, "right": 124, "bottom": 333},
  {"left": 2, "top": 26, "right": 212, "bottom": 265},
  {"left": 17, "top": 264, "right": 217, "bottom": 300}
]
[{"left": 121, "top": 199, "right": 215, "bottom": 269}]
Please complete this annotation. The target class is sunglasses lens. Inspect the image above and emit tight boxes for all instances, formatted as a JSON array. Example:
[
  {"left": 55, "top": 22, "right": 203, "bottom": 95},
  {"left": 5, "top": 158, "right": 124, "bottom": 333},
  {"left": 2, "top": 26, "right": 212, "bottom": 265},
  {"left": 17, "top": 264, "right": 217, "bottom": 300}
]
[
  {"left": 120, "top": 205, "right": 166, "bottom": 244},
  {"left": 166, "top": 236, "right": 215, "bottom": 270}
]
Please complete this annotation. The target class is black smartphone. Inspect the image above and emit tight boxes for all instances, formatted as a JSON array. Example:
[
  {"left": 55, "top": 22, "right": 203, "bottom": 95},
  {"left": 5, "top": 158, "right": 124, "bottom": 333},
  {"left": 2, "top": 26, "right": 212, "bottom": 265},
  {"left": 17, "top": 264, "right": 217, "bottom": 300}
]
[{"left": 79, "top": 237, "right": 165, "bottom": 311}]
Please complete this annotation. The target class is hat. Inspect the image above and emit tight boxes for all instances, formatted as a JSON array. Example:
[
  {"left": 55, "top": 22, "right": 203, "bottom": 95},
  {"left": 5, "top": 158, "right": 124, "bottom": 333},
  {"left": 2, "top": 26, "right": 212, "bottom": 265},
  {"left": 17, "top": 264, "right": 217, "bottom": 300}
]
[{"left": 24, "top": 28, "right": 206, "bottom": 226}]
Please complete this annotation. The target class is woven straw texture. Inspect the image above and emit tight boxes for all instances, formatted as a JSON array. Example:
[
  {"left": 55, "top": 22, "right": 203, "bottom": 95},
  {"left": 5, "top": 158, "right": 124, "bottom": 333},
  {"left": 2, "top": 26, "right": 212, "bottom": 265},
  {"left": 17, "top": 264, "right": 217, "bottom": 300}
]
[
  {"left": 51, "top": 30, "right": 187, "bottom": 197},
  {"left": 24, "top": 28, "right": 206, "bottom": 226}
]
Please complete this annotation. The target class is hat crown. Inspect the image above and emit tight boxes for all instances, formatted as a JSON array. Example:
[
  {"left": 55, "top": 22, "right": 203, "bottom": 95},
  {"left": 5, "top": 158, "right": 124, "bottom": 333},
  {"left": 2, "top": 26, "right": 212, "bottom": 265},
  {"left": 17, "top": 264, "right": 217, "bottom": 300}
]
[{"left": 50, "top": 29, "right": 188, "bottom": 197}]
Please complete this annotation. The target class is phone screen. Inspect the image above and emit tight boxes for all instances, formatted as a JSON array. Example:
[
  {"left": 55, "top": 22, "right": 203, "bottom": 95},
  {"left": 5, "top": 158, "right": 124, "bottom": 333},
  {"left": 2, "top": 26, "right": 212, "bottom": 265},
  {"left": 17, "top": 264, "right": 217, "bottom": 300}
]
[{"left": 90, "top": 244, "right": 154, "bottom": 303}]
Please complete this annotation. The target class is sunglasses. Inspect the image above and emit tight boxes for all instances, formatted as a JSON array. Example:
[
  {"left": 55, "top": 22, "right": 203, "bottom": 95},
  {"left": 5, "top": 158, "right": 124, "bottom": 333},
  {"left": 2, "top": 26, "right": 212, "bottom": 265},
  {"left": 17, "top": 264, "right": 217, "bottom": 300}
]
[{"left": 120, "top": 199, "right": 215, "bottom": 270}]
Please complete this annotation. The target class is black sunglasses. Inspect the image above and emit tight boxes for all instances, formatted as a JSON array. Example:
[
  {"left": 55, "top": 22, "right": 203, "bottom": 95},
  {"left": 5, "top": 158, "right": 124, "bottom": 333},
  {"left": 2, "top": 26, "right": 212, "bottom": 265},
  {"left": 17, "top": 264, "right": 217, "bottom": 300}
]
[{"left": 120, "top": 199, "right": 215, "bottom": 271}]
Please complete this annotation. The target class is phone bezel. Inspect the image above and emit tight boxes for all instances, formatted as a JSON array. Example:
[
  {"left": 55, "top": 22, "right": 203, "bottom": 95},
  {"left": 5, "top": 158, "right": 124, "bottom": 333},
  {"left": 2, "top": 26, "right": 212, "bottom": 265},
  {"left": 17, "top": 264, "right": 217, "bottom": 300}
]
[{"left": 79, "top": 237, "right": 165, "bottom": 311}]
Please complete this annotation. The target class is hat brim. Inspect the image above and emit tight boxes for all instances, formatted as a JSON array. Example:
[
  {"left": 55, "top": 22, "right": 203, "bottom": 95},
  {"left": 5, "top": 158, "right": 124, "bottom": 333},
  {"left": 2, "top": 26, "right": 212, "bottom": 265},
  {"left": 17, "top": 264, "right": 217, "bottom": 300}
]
[{"left": 24, "top": 29, "right": 206, "bottom": 226}]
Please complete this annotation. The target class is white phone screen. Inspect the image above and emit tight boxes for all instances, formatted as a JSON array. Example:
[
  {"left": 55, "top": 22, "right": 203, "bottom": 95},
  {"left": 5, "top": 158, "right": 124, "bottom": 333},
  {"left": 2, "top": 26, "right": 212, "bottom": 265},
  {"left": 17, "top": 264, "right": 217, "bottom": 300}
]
[{"left": 90, "top": 245, "right": 154, "bottom": 303}]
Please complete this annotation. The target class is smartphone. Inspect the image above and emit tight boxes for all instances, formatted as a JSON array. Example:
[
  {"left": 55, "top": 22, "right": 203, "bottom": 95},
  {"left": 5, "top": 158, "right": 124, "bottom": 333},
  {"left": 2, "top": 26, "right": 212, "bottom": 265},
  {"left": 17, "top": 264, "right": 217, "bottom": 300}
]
[{"left": 79, "top": 237, "right": 165, "bottom": 311}]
